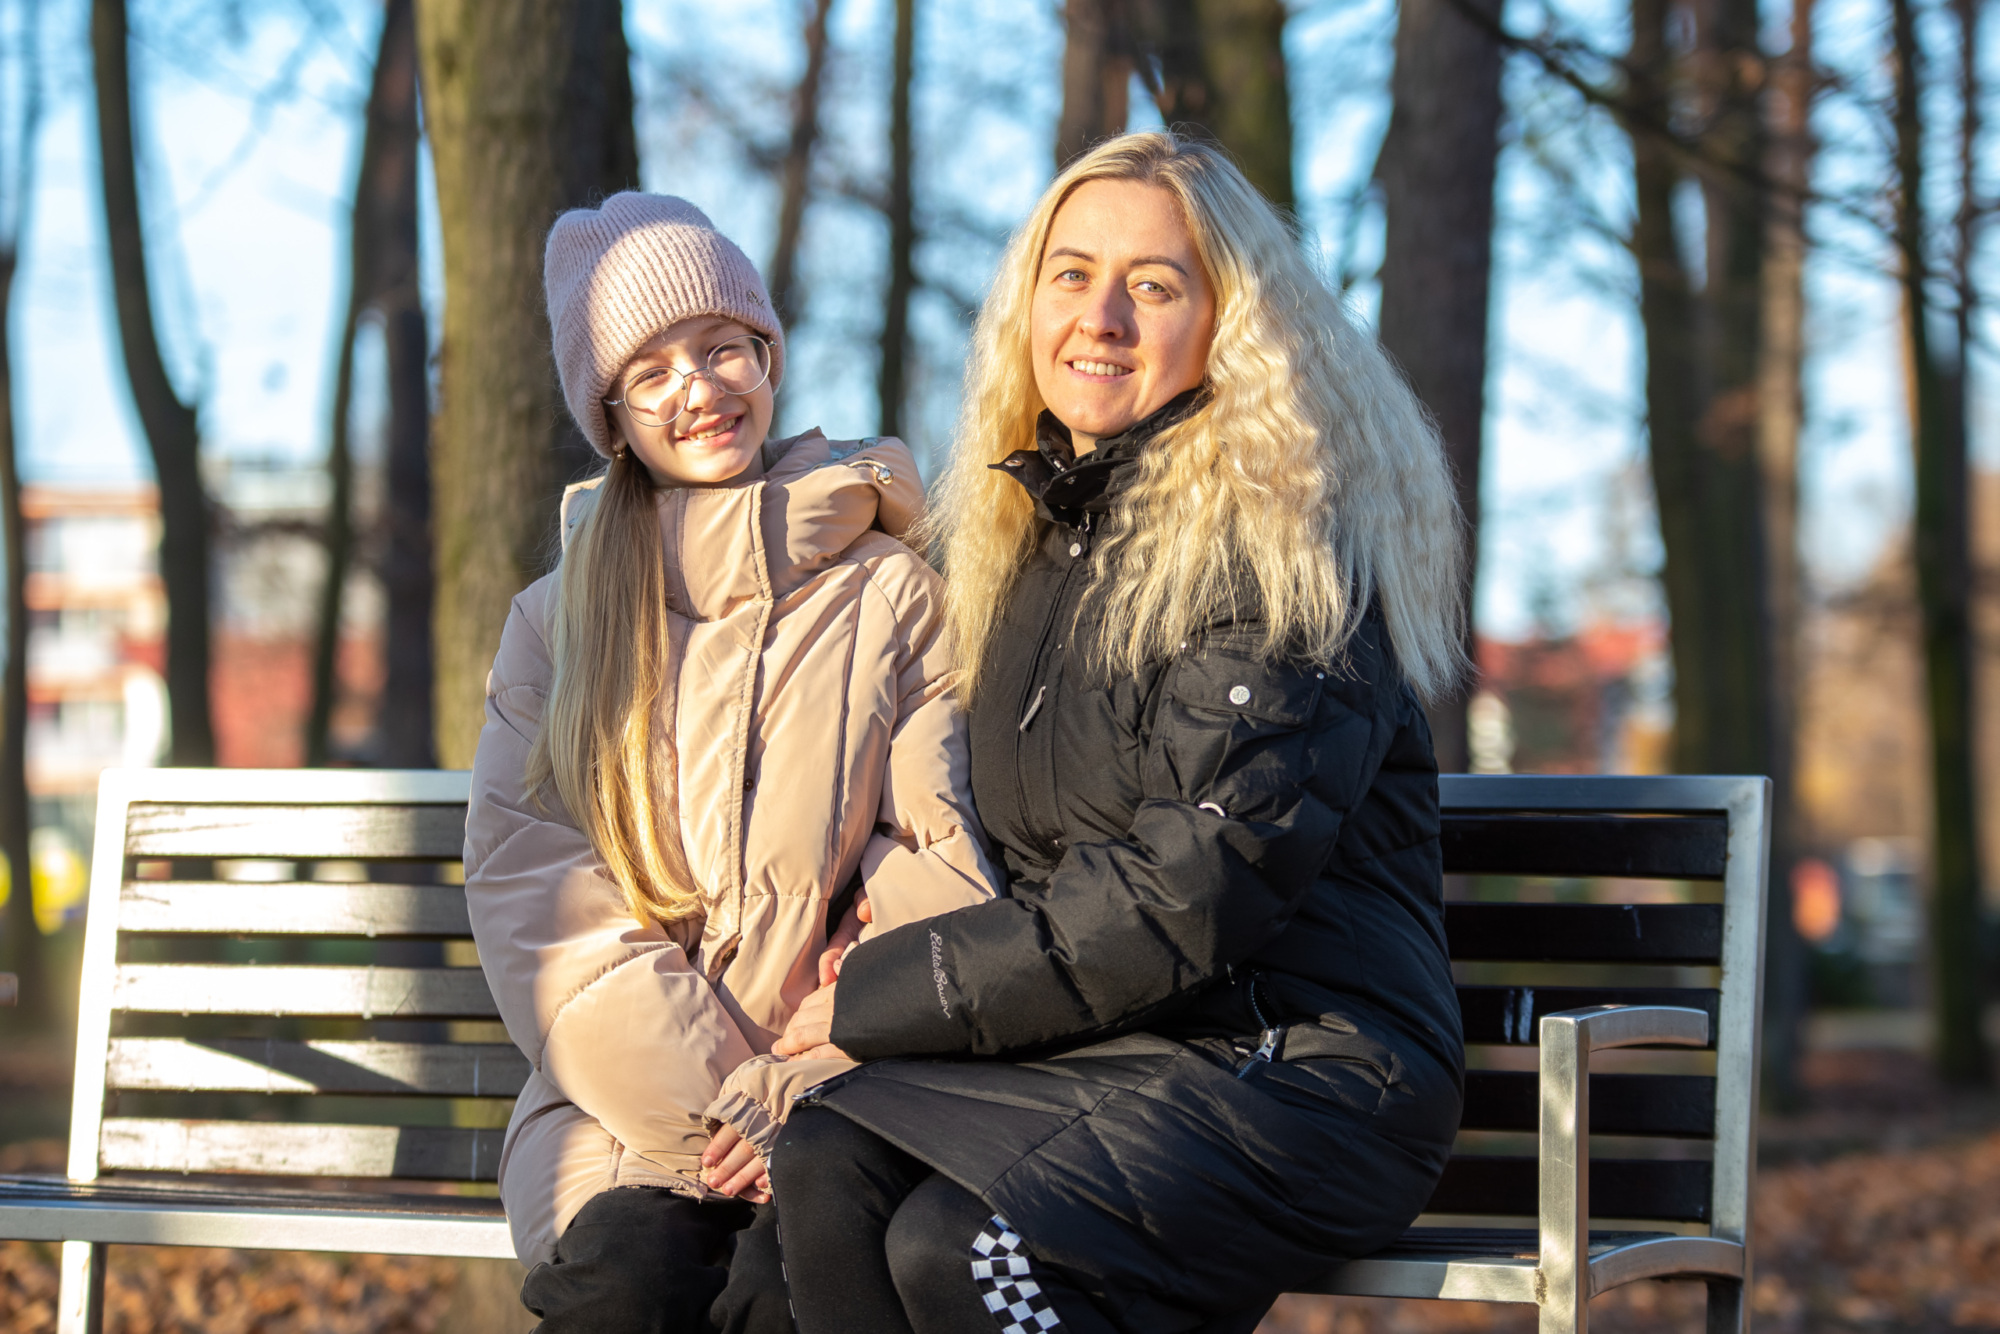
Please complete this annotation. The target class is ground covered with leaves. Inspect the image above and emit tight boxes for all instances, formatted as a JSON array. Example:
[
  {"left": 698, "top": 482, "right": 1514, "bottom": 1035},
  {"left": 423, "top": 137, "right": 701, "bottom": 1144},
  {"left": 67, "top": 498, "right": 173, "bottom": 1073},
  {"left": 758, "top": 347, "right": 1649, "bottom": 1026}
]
[{"left": 2, "top": 1050, "right": 1997, "bottom": 1331}]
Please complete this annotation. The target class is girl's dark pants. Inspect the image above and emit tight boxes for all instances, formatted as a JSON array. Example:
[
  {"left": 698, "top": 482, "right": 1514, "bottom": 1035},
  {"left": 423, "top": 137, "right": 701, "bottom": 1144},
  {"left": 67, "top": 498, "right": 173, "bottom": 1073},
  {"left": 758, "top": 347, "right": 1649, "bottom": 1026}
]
[
  {"left": 770, "top": 1105, "right": 1122, "bottom": 1334},
  {"left": 518, "top": 1185, "right": 792, "bottom": 1334}
]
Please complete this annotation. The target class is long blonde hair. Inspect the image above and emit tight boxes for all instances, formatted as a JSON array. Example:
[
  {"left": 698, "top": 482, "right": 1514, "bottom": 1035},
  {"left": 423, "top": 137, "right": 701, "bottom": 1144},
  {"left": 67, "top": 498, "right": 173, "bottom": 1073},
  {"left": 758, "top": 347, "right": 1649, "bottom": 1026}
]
[
  {"left": 523, "top": 450, "right": 701, "bottom": 925},
  {"left": 924, "top": 131, "right": 1467, "bottom": 703}
]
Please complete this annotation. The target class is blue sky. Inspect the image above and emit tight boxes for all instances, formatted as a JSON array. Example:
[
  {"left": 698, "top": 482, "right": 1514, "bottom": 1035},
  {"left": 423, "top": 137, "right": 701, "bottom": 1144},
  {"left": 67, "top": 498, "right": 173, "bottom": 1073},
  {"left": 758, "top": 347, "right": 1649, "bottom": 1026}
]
[{"left": 9, "top": 0, "right": 1987, "bottom": 639}]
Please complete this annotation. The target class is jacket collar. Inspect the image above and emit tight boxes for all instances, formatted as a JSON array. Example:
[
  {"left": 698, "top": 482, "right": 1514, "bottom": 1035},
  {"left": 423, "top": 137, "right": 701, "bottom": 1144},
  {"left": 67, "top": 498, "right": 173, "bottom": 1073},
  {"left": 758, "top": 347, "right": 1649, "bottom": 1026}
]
[
  {"left": 559, "top": 429, "right": 923, "bottom": 621},
  {"left": 990, "top": 388, "right": 1206, "bottom": 527}
]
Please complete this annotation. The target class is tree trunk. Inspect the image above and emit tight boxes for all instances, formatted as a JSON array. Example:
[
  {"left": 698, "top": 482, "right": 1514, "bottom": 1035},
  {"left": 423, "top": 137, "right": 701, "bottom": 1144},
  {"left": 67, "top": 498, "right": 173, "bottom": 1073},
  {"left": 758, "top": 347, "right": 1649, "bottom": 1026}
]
[
  {"left": 1631, "top": 0, "right": 1771, "bottom": 783},
  {"left": 1142, "top": 0, "right": 1294, "bottom": 211},
  {"left": 1375, "top": 0, "right": 1502, "bottom": 775},
  {"left": 1892, "top": 0, "right": 1987, "bottom": 1085},
  {"left": 308, "top": 0, "right": 423, "bottom": 767},
  {"left": 1755, "top": 0, "right": 1814, "bottom": 1109},
  {"left": 91, "top": 0, "right": 213, "bottom": 766},
  {"left": 0, "top": 0, "right": 42, "bottom": 1028},
  {"left": 878, "top": 0, "right": 916, "bottom": 439},
  {"left": 0, "top": 248, "right": 37, "bottom": 1026},
  {"left": 1056, "top": 0, "right": 1134, "bottom": 170},
  {"left": 417, "top": 0, "right": 638, "bottom": 769},
  {"left": 768, "top": 0, "right": 835, "bottom": 328}
]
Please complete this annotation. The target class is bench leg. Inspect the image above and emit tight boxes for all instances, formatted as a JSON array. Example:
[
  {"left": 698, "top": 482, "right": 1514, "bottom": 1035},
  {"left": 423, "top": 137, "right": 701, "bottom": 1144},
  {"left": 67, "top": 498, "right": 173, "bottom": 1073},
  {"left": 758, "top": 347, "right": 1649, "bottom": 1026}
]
[
  {"left": 57, "top": 1239, "right": 106, "bottom": 1334},
  {"left": 1705, "top": 1277, "right": 1746, "bottom": 1334}
]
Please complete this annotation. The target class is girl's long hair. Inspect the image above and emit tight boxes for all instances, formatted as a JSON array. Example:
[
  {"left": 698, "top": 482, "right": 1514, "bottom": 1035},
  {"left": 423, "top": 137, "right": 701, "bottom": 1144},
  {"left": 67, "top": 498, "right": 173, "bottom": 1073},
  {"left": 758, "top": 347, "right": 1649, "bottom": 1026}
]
[
  {"left": 523, "top": 449, "right": 701, "bottom": 925},
  {"left": 922, "top": 131, "right": 1468, "bottom": 703}
]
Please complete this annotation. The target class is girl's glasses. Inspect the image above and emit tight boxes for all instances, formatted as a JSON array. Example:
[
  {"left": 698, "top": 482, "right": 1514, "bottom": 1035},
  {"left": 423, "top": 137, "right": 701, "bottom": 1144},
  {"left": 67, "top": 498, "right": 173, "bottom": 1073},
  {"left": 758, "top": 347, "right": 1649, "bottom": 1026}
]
[{"left": 605, "top": 335, "right": 772, "bottom": 426}]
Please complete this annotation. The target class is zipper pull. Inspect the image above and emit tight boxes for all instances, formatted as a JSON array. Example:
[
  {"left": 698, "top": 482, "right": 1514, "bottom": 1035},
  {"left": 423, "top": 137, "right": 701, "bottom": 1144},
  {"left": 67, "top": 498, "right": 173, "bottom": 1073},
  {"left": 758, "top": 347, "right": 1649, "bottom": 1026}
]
[
  {"left": 1237, "top": 1028, "right": 1281, "bottom": 1078},
  {"left": 1018, "top": 684, "right": 1046, "bottom": 732}
]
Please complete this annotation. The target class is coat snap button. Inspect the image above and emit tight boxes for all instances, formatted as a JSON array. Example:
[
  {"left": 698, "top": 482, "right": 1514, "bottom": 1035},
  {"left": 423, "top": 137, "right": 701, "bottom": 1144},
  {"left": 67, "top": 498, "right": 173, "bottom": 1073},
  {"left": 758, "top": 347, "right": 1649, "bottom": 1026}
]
[
  {"left": 1228, "top": 685, "right": 1251, "bottom": 705},
  {"left": 1069, "top": 542, "right": 1082, "bottom": 557}
]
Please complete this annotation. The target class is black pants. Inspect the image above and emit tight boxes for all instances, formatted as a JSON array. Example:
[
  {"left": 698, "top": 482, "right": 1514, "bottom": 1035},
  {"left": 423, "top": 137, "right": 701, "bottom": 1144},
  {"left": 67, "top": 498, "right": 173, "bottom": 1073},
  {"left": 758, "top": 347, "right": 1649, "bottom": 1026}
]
[
  {"left": 769, "top": 1105, "right": 1119, "bottom": 1334},
  {"left": 519, "top": 1185, "right": 794, "bottom": 1334}
]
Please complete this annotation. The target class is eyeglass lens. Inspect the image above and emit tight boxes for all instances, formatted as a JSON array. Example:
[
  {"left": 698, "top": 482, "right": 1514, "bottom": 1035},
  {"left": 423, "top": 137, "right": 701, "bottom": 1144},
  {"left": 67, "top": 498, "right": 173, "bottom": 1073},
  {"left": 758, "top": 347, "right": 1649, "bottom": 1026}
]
[{"left": 621, "top": 337, "right": 770, "bottom": 423}]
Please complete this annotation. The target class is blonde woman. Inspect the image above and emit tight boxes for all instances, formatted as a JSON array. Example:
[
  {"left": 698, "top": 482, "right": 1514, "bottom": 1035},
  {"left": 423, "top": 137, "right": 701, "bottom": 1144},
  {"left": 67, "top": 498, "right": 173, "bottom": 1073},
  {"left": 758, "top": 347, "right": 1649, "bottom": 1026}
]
[
  {"left": 462, "top": 193, "right": 999, "bottom": 1333},
  {"left": 767, "top": 133, "right": 1469, "bottom": 1334}
]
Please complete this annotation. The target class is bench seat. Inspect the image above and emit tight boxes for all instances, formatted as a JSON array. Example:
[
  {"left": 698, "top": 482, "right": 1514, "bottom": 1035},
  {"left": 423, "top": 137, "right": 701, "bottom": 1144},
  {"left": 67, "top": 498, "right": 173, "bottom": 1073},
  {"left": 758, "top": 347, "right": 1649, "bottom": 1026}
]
[
  {"left": 0, "top": 1174, "right": 512, "bottom": 1258},
  {"left": 1313, "top": 1226, "right": 1745, "bottom": 1303}
]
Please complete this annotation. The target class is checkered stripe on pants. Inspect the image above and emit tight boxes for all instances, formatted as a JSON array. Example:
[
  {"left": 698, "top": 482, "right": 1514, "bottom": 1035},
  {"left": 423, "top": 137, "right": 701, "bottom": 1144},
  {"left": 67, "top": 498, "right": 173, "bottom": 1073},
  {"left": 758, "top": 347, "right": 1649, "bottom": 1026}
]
[{"left": 970, "top": 1214, "right": 1063, "bottom": 1333}]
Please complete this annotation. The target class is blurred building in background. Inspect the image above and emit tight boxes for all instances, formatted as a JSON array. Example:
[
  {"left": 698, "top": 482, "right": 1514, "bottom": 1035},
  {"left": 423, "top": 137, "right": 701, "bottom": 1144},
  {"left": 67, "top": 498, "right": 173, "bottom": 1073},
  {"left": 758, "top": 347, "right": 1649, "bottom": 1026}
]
[
  {"left": 21, "top": 485, "right": 169, "bottom": 931},
  {"left": 1465, "top": 619, "right": 1674, "bottom": 776},
  {"left": 3, "top": 459, "right": 387, "bottom": 936},
  {"left": 210, "top": 454, "right": 383, "bottom": 770}
]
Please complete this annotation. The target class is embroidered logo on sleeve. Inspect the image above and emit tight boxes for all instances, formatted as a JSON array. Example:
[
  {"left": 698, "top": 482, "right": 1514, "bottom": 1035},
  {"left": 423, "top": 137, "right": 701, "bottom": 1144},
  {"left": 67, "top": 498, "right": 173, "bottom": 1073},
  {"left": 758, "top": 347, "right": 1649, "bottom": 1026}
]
[{"left": 931, "top": 929, "right": 952, "bottom": 1019}]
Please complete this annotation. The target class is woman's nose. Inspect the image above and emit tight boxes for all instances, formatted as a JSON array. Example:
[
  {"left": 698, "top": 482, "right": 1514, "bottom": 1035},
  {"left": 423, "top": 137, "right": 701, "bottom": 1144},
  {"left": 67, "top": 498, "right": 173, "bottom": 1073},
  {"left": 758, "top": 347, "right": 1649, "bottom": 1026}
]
[{"left": 1078, "top": 290, "right": 1129, "bottom": 342}]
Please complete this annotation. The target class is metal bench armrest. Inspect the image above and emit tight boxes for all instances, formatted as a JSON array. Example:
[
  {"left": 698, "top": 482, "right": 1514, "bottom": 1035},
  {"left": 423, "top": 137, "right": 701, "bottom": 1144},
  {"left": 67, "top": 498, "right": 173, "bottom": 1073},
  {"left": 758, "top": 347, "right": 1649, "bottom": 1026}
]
[{"left": 1537, "top": 1005, "right": 1710, "bottom": 1333}]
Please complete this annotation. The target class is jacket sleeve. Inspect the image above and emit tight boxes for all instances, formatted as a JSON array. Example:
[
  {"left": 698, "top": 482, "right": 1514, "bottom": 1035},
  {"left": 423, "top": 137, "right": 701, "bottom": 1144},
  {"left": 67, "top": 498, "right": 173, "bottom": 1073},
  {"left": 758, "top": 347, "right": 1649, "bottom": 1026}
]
[
  {"left": 854, "top": 557, "right": 1003, "bottom": 937},
  {"left": 703, "top": 1054, "right": 858, "bottom": 1157},
  {"left": 466, "top": 589, "right": 757, "bottom": 1185},
  {"left": 831, "top": 622, "right": 1397, "bottom": 1060}
]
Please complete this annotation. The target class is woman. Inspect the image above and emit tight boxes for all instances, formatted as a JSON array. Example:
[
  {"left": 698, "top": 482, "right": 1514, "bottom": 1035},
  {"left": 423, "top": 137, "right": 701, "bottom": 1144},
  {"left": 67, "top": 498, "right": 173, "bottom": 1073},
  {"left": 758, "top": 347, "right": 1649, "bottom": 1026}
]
[
  {"left": 463, "top": 192, "right": 999, "bottom": 1332},
  {"left": 768, "top": 132, "right": 1468, "bottom": 1333}
]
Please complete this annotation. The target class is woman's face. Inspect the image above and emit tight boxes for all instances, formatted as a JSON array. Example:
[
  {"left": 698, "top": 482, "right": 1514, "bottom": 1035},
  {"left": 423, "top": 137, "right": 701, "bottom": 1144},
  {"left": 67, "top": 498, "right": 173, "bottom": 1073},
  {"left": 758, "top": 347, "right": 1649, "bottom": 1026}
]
[
  {"left": 607, "top": 315, "right": 775, "bottom": 488},
  {"left": 1029, "top": 179, "right": 1216, "bottom": 453}
]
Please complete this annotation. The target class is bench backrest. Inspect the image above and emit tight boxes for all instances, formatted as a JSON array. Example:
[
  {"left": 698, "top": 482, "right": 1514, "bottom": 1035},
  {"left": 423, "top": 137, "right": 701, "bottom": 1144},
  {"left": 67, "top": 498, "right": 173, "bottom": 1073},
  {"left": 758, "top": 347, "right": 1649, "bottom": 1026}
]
[
  {"left": 66, "top": 768, "right": 1766, "bottom": 1246},
  {"left": 1432, "top": 774, "right": 1769, "bottom": 1247},
  {"left": 66, "top": 769, "right": 501, "bottom": 1193}
]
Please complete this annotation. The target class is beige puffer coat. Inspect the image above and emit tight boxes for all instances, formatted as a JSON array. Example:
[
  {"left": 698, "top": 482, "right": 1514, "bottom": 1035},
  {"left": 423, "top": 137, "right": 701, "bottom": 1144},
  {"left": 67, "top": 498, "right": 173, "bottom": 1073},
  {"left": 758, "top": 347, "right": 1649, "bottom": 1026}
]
[{"left": 464, "top": 431, "right": 999, "bottom": 1266}]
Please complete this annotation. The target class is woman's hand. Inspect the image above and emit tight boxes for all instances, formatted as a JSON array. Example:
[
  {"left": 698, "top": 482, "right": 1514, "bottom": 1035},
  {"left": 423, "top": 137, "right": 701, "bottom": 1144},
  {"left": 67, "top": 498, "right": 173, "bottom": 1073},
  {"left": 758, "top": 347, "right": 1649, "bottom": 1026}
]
[
  {"left": 816, "top": 890, "right": 873, "bottom": 986},
  {"left": 772, "top": 981, "right": 847, "bottom": 1059},
  {"left": 701, "top": 1123, "right": 771, "bottom": 1203}
]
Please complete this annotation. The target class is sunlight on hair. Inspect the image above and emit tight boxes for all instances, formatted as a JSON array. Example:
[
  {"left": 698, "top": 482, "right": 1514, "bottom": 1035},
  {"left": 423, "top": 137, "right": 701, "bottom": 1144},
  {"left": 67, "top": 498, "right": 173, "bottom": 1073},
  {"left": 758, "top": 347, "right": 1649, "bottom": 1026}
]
[
  {"left": 524, "top": 454, "right": 703, "bottom": 925},
  {"left": 918, "top": 130, "right": 1468, "bottom": 705}
]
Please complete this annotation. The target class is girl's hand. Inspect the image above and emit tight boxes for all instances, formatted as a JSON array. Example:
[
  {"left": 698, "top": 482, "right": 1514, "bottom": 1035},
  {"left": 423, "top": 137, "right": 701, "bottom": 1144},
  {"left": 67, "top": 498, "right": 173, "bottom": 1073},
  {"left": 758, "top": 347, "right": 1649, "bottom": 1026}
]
[
  {"left": 772, "top": 982, "right": 846, "bottom": 1059},
  {"left": 701, "top": 1123, "right": 771, "bottom": 1203},
  {"left": 816, "top": 890, "right": 873, "bottom": 986}
]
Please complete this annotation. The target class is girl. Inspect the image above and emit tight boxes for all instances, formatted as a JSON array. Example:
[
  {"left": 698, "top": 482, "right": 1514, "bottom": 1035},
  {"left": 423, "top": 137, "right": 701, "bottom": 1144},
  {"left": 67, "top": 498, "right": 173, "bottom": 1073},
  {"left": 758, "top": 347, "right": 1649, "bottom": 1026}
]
[
  {"left": 769, "top": 133, "right": 1469, "bottom": 1333},
  {"left": 463, "top": 192, "right": 999, "bottom": 1332}
]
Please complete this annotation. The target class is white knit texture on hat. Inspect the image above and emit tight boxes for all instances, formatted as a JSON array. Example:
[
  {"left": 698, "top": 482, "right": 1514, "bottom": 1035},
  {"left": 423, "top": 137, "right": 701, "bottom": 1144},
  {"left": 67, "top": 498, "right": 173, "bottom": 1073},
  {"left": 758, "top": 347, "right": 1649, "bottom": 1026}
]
[{"left": 544, "top": 192, "right": 786, "bottom": 457}]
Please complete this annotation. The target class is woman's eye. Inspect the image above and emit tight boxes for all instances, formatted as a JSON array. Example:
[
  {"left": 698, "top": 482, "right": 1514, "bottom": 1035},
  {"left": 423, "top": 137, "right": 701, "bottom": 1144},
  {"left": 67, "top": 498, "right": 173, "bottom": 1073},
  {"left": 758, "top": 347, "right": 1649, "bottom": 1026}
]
[
  {"left": 1135, "top": 279, "right": 1168, "bottom": 295},
  {"left": 1058, "top": 268, "right": 1087, "bottom": 283}
]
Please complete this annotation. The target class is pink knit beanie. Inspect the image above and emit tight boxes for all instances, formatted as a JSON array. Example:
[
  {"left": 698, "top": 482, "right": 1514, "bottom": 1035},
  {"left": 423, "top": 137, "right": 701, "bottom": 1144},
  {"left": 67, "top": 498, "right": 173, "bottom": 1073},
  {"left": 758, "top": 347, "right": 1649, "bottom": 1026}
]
[{"left": 544, "top": 192, "right": 786, "bottom": 457}]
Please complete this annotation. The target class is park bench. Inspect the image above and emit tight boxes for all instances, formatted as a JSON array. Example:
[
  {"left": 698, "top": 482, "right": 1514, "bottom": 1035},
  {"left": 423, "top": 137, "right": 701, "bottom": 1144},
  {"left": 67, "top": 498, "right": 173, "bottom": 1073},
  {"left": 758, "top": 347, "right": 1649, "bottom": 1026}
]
[{"left": 0, "top": 767, "right": 1767, "bottom": 1334}]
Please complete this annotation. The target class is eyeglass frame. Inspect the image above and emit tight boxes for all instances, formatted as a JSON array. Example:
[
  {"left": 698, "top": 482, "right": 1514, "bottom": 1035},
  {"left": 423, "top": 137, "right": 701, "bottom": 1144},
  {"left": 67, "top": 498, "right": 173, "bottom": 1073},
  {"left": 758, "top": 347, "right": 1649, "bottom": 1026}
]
[{"left": 603, "top": 333, "right": 774, "bottom": 426}]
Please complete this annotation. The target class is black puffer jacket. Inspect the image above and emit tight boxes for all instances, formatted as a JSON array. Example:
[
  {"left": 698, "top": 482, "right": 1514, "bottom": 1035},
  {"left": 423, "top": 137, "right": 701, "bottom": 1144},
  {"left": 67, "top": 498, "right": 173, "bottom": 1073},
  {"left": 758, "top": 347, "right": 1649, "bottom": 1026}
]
[{"left": 814, "top": 400, "right": 1464, "bottom": 1331}]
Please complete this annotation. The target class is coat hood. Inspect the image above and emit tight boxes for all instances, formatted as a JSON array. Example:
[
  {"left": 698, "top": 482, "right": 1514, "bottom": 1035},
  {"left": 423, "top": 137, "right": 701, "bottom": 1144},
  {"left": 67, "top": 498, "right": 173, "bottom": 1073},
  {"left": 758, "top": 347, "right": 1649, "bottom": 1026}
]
[{"left": 559, "top": 430, "right": 925, "bottom": 620}]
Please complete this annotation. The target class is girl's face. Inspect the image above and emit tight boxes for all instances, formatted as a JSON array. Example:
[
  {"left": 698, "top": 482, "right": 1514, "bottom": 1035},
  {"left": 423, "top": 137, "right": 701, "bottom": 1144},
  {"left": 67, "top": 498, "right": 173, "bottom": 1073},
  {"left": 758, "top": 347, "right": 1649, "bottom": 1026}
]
[
  {"left": 606, "top": 315, "right": 776, "bottom": 488},
  {"left": 1029, "top": 179, "right": 1217, "bottom": 454}
]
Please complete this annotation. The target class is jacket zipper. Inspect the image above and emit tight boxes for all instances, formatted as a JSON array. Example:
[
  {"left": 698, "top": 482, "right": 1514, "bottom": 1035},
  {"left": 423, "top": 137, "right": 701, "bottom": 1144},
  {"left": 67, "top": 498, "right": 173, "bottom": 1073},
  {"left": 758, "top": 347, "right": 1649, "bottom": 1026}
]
[
  {"left": 1236, "top": 970, "right": 1285, "bottom": 1078},
  {"left": 1012, "top": 523, "right": 1086, "bottom": 860}
]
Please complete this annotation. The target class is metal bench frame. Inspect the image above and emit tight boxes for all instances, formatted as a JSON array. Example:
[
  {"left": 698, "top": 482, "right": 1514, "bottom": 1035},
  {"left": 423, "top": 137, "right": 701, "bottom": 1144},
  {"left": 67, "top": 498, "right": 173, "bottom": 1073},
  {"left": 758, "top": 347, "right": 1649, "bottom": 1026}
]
[
  {"left": 1316, "top": 774, "right": 1769, "bottom": 1334},
  {"left": 0, "top": 768, "right": 506, "bottom": 1334},
  {"left": 0, "top": 768, "right": 1766, "bottom": 1334}
]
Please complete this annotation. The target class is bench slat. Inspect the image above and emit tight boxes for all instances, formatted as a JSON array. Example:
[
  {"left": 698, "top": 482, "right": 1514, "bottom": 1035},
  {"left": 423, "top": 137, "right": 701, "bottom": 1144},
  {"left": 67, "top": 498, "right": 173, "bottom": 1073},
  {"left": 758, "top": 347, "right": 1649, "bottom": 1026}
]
[
  {"left": 1441, "top": 814, "right": 1728, "bottom": 880},
  {"left": 1457, "top": 985, "right": 1719, "bottom": 1046},
  {"left": 120, "top": 882, "right": 472, "bottom": 937},
  {"left": 107, "top": 1039, "right": 527, "bottom": 1096},
  {"left": 1460, "top": 1071, "right": 1717, "bottom": 1137},
  {"left": 114, "top": 965, "right": 499, "bottom": 1019},
  {"left": 99, "top": 1119, "right": 504, "bottom": 1181},
  {"left": 124, "top": 804, "right": 466, "bottom": 861},
  {"left": 1445, "top": 903, "right": 1724, "bottom": 964},
  {"left": 1426, "top": 1156, "right": 1713, "bottom": 1223}
]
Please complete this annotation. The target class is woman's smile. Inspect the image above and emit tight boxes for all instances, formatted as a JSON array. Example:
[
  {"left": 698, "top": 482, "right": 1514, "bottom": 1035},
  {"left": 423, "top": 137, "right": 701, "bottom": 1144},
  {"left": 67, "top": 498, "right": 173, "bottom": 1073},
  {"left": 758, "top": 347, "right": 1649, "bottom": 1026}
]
[{"left": 1066, "top": 357, "right": 1132, "bottom": 380}]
